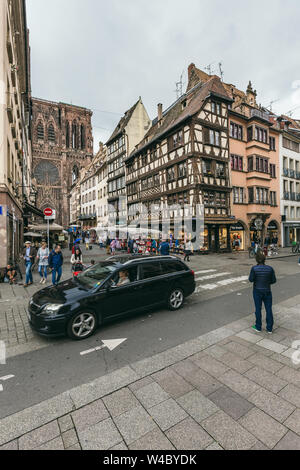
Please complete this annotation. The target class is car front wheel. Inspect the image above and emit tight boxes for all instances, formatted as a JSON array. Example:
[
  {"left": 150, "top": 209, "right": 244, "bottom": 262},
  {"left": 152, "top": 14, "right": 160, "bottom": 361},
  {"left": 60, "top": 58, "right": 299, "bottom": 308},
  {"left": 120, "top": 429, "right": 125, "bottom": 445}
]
[
  {"left": 167, "top": 288, "right": 184, "bottom": 310},
  {"left": 67, "top": 311, "right": 98, "bottom": 340}
]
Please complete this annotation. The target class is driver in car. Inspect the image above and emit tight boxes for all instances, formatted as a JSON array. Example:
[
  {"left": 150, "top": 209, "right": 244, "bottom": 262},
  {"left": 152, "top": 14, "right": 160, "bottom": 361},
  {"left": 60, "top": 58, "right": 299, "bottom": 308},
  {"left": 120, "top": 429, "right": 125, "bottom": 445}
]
[{"left": 114, "top": 270, "right": 130, "bottom": 287}]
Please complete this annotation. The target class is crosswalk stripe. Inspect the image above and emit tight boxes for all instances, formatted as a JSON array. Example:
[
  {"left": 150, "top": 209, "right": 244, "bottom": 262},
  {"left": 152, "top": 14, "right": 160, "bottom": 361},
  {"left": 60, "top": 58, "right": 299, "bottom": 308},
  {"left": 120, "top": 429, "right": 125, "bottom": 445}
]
[
  {"left": 194, "top": 269, "right": 217, "bottom": 275},
  {"left": 196, "top": 275, "right": 249, "bottom": 292},
  {"left": 195, "top": 272, "right": 231, "bottom": 282}
]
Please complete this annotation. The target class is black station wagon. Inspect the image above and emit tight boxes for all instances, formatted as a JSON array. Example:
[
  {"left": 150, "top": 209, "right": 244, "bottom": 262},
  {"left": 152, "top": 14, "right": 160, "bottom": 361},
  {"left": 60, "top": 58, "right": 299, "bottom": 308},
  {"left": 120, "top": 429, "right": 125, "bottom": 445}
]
[{"left": 27, "top": 255, "right": 195, "bottom": 340}]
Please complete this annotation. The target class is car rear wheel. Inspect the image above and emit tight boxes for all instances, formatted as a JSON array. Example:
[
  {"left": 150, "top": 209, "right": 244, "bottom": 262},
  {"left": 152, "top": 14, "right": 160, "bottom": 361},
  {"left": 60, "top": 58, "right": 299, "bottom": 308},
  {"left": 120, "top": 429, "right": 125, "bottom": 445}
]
[
  {"left": 167, "top": 288, "right": 184, "bottom": 310},
  {"left": 67, "top": 311, "right": 98, "bottom": 340}
]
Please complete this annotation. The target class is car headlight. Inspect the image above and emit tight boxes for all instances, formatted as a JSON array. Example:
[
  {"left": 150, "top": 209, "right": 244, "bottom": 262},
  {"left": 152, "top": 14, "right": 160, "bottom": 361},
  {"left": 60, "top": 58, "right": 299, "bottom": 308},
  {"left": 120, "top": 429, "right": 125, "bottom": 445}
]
[{"left": 40, "top": 304, "right": 62, "bottom": 316}]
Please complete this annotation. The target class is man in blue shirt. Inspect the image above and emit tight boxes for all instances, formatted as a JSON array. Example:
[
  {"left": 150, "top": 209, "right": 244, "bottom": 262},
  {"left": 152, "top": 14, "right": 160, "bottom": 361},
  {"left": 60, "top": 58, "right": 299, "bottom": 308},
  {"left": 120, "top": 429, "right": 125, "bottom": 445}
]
[
  {"left": 49, "top": 245, "right": 64, "bottom": 286},
  {"left": 249, "top": 252, "right": 276, "bottom": 333},
  {"left": 159, "top": 240, "right": 170, "bottom": 256}
]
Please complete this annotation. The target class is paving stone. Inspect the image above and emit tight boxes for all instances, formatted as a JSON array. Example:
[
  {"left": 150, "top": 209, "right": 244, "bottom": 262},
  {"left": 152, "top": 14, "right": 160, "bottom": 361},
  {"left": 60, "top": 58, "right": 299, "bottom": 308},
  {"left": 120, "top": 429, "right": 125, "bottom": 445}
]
[
  {"left": 278, "top": 384, "right": 300, "bottom": 408},
  {"left": 201, "top": 410, "right": 257, "bottom": 450},
  {"left": 176, "top": 390, "right": 219, "bottom": 423},
  {"left": 245, "top": 366, "right": 288, "bottom": 394},
  {"left": 248, "top": 388, "right": 295, "bottom": 423},
  {"left": 37, "top": 437, "right": 65, "bottom": 450},
  {"left": 151, "top": 368, "right": 194, "bottom": 398},
  {"left": 248, "top": 353, "right": 285, "bottom": 373},
  {"left": 217, "top": 369, "right": 260, "bottom": 398},
  {"left": 128, "top": 377, "right": 154, "bottom": 392},
  {"left": 171, "top": 359, "right": 222, "bottom": 396},
  {"left": 78, "top": 418, "right": 122, "bottom": 450},
  {"left": 192, "top": 354, "right": 231, "bottom": 378},
  {"left": 166, "top": 417, "right": 213, "bottom": 450},
  {"left": 235, "top": 331, "right": 261, "bottom": 344},
  {"left": 283, "top": 409, "right": 300, "bottom": 435},
  {"left": 221, "top": 341, "right": 255, "bottom": 359},
  {"left": 276, "top": 366, "right": 300, "bottom": 386},
  {"left": 103, "top": 388, "right": 140, "bottom": 417},
  {"left": 134, "top": 382, "right": 170, "bottom": 409},
  {"left": 218, "top": 352, "right": 254, "bottom": 374},
  {"left": 18, "top": 420, "right": 60, "bottom": 450},
  {"left": 72, "top": 399, "right": 109, "bottom": 432},
  {"left": 114, "top": 406, "right": 157, "bottom": 445},
  {"left": 0, "top": 439, "right": 18, "bottom": 450},
  {"left": 203, "top": 345, "right": 227, "bottom": 359},
  {"left": 109, "top": 441, "right": 128, "bottom": 450},
  {"left": 256, "top": 339, "right": 288, "bottom": 354},
  {"left": 129, "top": 428, "right": 175, "bottom": 450},
  {"left": 148, "top": 398, "right": 188, "bottom": 431},
  {"left": 65, "top": 443, "right": 81, "bottom": 450},
  {"left": 274, "top": 431, "right": 300, "bottom": 450},
  {"left": 205, "top": 442, "right": 223, "bottom": 450},
  {"left": 62, "top": 429, "right": 78, "bottom": 449},
  {"left": 208, "top": 386, "right": 253, "bottom": 420},
  {"left": 250, "top": 440, "right": 269, "bottom": 450},
  {"left": 0, "top": 391, "right": 73, "bottom": 446},
  {"left": 58, "top": 415, "right": 74, "bottom": 433}
]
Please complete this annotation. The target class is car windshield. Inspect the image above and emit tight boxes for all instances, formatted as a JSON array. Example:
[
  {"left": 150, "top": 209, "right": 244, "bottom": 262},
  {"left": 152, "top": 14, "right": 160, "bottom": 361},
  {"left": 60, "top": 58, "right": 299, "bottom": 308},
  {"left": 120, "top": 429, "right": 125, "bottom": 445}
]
[{"left": 76, "top": 262, "right": 117, "bottom": 289}]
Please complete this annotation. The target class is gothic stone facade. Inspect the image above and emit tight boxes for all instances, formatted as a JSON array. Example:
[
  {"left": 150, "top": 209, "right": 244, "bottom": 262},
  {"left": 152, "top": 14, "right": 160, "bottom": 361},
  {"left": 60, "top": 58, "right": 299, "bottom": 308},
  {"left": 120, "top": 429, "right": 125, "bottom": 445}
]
[{"left": 31, "top": 98, "right": 93, "bottom": 226}]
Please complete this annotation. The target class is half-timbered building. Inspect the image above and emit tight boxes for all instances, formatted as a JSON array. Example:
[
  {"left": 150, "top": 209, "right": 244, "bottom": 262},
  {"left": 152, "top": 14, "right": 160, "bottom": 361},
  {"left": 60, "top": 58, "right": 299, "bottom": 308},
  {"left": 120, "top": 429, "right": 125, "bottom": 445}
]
[
  {"left": 125, "top": 74, "right": 235, "bottom": 252},
  {"left": 106, "top": 97, "right": 151, "bottom": 230}
]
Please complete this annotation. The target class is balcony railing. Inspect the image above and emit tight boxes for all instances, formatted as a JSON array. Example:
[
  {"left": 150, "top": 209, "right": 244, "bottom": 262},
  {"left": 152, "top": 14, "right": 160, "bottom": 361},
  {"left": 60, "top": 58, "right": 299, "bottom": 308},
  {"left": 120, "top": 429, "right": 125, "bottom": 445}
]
[
  {"left": 290, "top": 192, "right": 296, "bottom": 201},
  {"left": 296, "top": 172, "right": 300, "bottom": 180},
  {"left": 250, "top": 108, "right": 271, "bottom": 122},
  {"left": 296, "top": 193, "right": 300, "bottom": 201},
  {"left": 283, "top": 168, "right": 289, "bottom": 177},
  {"left": 283, "top": 192, "right": 290, "bottom": 200},
  {"left": 289, "top": 169, "right": 295, "bottom": 178}
]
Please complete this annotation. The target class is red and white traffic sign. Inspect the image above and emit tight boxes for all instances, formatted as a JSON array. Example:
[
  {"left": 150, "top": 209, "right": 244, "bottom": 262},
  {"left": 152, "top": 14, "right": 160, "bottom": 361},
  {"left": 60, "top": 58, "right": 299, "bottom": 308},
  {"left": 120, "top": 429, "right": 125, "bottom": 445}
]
[{"left": 44, "top": 207, "right": 53, "bottom": 217}]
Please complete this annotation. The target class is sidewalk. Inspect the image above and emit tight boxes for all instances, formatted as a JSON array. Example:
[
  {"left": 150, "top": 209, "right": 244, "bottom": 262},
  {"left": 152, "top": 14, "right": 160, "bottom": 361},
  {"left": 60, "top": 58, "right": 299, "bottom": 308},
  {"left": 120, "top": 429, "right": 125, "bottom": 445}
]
[{"left": 1, "top": 295, "right": 300, "bottom": 450}]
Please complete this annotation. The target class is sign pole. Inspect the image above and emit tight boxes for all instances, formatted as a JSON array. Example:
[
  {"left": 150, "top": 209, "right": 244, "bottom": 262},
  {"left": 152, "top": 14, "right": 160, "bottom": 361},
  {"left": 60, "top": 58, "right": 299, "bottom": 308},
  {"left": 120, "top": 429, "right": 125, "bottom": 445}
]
[{"left": 47, "top": 218, "right": 50, "bottom": 251}]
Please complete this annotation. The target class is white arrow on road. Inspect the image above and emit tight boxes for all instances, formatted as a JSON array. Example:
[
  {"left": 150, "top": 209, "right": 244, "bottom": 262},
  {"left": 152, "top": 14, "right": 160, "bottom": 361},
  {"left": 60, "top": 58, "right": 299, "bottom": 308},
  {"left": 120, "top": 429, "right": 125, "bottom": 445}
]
[{"left": 80, "top": 338, "right": 127, "bottom": 356}]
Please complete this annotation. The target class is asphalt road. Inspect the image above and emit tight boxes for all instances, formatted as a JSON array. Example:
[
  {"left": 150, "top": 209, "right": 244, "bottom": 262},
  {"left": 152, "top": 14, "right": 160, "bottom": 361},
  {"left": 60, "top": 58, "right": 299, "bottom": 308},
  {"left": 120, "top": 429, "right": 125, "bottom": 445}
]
[{"left": 0, "top": 261, "right": 300, "bottom": 419}]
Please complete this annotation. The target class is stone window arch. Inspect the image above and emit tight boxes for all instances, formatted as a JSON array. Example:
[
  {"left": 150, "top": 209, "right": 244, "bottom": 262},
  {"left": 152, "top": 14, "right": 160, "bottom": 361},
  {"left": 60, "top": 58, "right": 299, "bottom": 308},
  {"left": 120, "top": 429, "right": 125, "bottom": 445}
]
[
  {"left": 48, "top": 123, "right": 55, "bottom": 143},
  {"left": 72, "top": 165, "right": 79, "bottom": 184},
  {"left": 72, "top": 121, "right": 78, "bottom": 149},
  {"left": 37, "top": 122, "right": 44, "bottom": 141},
  {"left": 66, "top": 121, "right": 70, "bottom": 148},
  {"left": 80, "top": 124, "right": 85, "bottom": 149}
]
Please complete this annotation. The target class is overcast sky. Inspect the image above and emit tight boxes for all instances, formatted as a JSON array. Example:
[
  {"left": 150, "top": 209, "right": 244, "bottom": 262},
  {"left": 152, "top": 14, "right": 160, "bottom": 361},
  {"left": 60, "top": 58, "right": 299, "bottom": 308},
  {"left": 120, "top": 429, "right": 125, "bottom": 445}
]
[{"left": 26, "top": 0, "right": 300, "bottom": 151}]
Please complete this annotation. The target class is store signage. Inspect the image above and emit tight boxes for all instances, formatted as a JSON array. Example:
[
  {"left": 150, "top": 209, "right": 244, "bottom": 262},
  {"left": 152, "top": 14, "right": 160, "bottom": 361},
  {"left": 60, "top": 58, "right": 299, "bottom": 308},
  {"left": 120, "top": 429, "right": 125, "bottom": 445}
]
[
  {"left": 230, "top": 223, "right": 245, "bottom": 231},
  {"left": 267, "top": 222, "right": 278, "bottom": 229}
]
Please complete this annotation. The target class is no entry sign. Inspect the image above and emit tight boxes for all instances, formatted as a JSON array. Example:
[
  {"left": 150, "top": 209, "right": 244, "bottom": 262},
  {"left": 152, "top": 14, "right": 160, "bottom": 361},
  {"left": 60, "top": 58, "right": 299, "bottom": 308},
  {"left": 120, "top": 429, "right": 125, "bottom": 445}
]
[{"left": 44, "top": 207, "right": 53, "bottom": 217}]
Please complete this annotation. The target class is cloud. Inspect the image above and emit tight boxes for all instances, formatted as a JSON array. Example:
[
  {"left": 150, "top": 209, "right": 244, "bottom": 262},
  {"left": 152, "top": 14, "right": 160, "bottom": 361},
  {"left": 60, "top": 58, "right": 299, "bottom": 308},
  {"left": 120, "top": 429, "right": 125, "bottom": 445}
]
[{"left": 26, "top": 0, "right": 300, "bottom": 149}]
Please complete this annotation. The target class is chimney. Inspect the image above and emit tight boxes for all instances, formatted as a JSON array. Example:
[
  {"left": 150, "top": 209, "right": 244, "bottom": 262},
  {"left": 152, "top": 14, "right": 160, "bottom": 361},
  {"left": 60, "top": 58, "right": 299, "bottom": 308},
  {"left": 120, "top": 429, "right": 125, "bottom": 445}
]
[{"left": 157, "top": 103, "right": 163, "bottom": 122}]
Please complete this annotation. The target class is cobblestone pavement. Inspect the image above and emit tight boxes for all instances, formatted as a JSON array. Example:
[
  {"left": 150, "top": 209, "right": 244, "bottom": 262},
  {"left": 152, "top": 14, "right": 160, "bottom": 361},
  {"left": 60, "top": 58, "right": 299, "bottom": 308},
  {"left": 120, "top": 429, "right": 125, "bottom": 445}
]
[{"left": 1, "top": 295, "right": 300, "bottom": 450}]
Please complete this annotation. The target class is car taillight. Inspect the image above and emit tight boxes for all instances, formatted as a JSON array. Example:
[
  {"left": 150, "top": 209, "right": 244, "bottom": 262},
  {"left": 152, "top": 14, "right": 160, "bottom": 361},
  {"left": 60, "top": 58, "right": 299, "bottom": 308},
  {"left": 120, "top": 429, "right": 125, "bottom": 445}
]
[{"left": 190, "top": 270, "right": 195, "bottom": 276}]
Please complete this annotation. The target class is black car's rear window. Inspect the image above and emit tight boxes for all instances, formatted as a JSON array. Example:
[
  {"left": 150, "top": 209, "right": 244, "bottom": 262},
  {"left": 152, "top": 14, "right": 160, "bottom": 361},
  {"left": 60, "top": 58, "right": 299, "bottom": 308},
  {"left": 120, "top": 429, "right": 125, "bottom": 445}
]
[
  {"left": 141, "top": 262, "right": 162, "bottom": 280},
  {"left": 160, "top": 261, "right": 186, "bottom": 274},
  {"left": 77, "top": 262, "right": 117, "bottom": 289}
]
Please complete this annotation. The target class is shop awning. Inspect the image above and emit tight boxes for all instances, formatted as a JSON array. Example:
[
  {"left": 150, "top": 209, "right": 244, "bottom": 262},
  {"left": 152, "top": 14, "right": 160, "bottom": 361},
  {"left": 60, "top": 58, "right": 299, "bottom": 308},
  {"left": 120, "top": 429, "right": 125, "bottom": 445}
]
[
  {"left": 28, "top": 223, "right": 64, "bottom": 231},
  {"left": 23, "top": 202, "right": 44, "bottom": 218}
]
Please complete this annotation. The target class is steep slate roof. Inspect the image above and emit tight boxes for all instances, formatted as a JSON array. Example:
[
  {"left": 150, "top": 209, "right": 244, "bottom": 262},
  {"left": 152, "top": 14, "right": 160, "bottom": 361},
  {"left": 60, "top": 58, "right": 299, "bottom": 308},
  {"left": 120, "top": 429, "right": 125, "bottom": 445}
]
[
  {"left": 127, "top": 75, "right": 232, "bottom": 160},
  {"left": 106, "top": 98, "right": 141, "bottom": 145}
]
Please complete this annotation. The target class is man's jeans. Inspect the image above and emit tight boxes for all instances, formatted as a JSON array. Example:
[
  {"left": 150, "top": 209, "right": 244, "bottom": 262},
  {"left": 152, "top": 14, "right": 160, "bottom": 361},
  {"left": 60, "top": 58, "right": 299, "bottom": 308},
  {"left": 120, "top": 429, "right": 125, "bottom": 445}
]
[
  {"left": 25, "top": 262, "right": 33, "bottom": 284},
  {"left": 52, "top": 266, "right": 62, "bottom": 285},
  {"left": 253, "top": 288, "right": 274, "bottom": 332}
]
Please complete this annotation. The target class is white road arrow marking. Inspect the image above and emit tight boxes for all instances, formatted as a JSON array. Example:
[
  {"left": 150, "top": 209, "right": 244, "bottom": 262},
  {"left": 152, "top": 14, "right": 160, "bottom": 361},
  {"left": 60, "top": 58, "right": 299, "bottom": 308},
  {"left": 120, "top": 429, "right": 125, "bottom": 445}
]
[
  {"left": 0, "top": 375, "right": 14, "bottom": 381},
  {"left": 80, "top": 338, "right": 127, "bottom": 356},
  {"left": 0, "top": 385, "right": 3, "bottom": 392}
]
